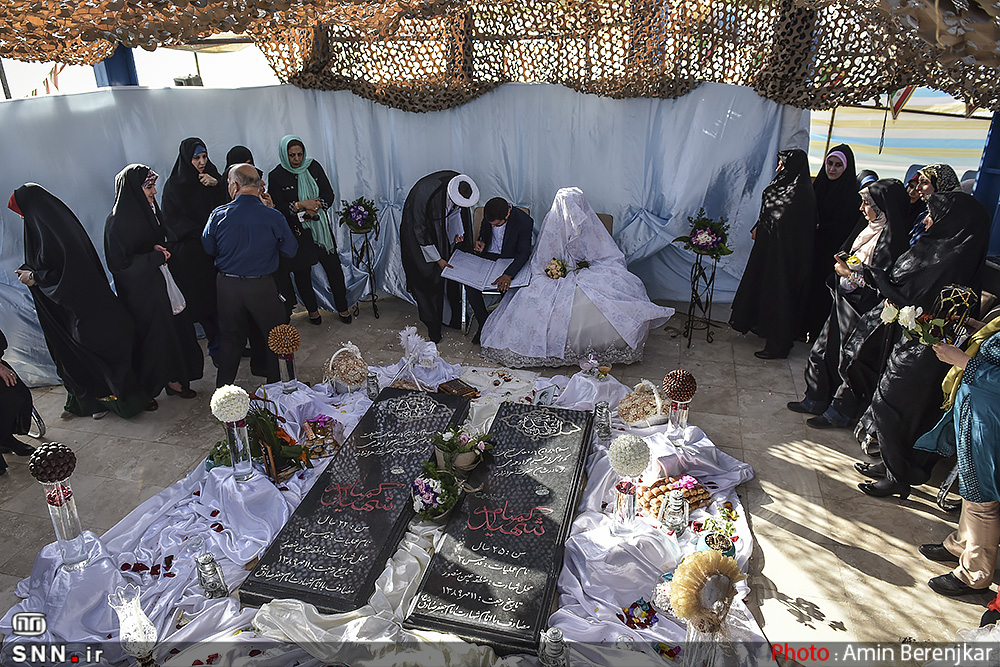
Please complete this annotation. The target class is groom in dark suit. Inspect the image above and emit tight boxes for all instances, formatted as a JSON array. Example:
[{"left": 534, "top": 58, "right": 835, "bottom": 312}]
[{"left": 467, "top": 197, "right": 533, "bottom": 344}]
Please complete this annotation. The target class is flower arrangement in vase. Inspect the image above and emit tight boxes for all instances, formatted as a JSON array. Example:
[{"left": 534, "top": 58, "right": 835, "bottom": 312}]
[
  {"left": 412, "top": 462, "right": 462, "bottom": 522},
  {"left": 672, "top": 208, "right": 732, "bottom": 261},
  {"left": 432, "top": 426, "right": 493, "bottom": 478},
  {"left": 338, "top": 197, "right": 380, "bottom": 236}
]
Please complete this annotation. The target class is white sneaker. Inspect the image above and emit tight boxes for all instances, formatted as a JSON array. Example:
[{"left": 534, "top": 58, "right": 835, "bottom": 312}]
[{"left": 91, "top": 410, "right": 109, "bottom": 420}]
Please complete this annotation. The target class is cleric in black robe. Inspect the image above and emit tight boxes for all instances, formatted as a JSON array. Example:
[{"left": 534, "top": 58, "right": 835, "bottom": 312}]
[
  {"left": 787, "top": 179, "right": 910, "bottom": 427},
  {"left": 8, "top": 184, "right": 150, "bottom": 418},
  {"left": 803, "top": 144, "right": 862, "bottom": 340},
  {"left": 105, "top": 165, "right": 204, "bottom": 402},
  {"left": 851, "top": 192, "right": 990, "bottom": 498},
  {"left": 161, "top": 138, "right": 228, "bottom": 358},
  {"left": 0, "top": 327, "right": 36, "bottom": 474},
  {"left": 400, "top": 171, "right": 477, "bottom": 343},
  {"left": 730, "top": 149, "right": 816, "bottom": 359}
]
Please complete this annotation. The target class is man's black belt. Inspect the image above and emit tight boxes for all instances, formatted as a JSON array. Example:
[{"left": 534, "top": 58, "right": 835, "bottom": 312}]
[{"left": 222, "top": 273, "right": 268, "bottom": 279}]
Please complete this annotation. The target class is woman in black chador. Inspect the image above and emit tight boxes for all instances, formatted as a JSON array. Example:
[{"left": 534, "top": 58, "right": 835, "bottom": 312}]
[
  {"left": 105, "top": 165, "right": 204, "bottom": 402},
  {"left": 730, "top": 149, "right": 816, "bottom": 359},
  {"left": 802, "top": 144, "right": 862, "bottom": 341},
  {"left": 788, "top": 179, "right": 911, "bottom": 428},
  {"left": 400, "top": 171, "right": 477, "bottom": 343},
  {"left": 851, "top": 192, "right": 990, "bottom": 499},
  {"left": 0, "top": 328, "right": 36, "bottom": 475},
  {"left": 8, "top": 184, "right": 150, "bottom": 418},
  {"left": 161, "top": 138, "right": 228, "bottom": 357}
]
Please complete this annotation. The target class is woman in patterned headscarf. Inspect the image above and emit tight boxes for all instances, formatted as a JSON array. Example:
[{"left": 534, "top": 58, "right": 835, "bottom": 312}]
[{"left": 909, "top": 163, "right": 961, "bottom": 247}]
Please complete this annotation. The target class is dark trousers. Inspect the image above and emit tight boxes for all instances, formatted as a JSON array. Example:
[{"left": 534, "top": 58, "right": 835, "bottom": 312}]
[
  {"left": 275, "top": 248, "right": 349, "bottom": 317},
  {"left": 215, "top": 275, "right": 286, "bottom": 387}
]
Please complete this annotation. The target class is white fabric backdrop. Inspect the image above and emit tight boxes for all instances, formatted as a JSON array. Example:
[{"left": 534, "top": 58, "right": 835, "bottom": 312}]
[{"left": 0, "top": 82, "right": 807, "bottom": 384}]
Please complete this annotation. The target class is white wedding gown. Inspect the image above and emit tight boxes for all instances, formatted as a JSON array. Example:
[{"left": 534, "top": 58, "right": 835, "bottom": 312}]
[{"left": 480, "top": 188, "right": 674, "bottom": 368}]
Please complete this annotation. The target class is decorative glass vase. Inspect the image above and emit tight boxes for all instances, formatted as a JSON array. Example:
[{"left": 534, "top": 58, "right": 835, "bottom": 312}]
[
  {"left": 612, "top": 477, "right": 637, "bottom": 537},
  {"left": 594, "top": 401, "right": 612, "bottom": 441},
  {"left": 278, "top": 353, "right": 297, "bottom": 394},
  {"left": 225, "top": 420, "right": 254, "bottom": 481},
  {"left": 108, "top": 583, "right": 158, "bottom": 667},
  {"left": 41, "top": 478, "right": 89, "bottom": 571},
  {"left": 669, "top": 399, "right": 691, "bottom": 430}
]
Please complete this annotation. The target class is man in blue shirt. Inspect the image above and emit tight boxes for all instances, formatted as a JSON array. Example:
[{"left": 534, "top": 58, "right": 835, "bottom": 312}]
[{"left": 203, "top": 164, "right": 297, "bottom": 387}]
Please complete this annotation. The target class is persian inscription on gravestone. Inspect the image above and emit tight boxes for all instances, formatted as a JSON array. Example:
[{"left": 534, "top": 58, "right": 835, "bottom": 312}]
[
  {"left": 239, "top": 389, "right": 470, "bottom": 614},
  {"left": 404, "top": 404, "right": 592, "bottom": 655}
]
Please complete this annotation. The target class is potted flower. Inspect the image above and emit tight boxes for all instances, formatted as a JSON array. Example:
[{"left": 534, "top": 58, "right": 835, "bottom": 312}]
[
  {"left": 432, "top": 426, "right": 493, "bottom": 478},
  {"left": 672, "top": 208, "right": 732, "bottom": 261},
  {"left": 412, "top": 462, "right": 462, "bottom": 523},
  {"left": 337, "top": 197, "right": 380, "bottom": 236}
]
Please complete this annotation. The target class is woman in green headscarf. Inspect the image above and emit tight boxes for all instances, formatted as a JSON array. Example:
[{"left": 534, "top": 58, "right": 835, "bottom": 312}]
[{"left": 268, "top": 135, "right": 352, "bottom": 325}]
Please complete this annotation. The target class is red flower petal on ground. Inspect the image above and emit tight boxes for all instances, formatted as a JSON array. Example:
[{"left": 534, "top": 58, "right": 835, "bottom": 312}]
[
  {"left": 206, "top": 654, "right": 219, "bottom": 664},
  {"left": 193, "top": 491, "right": 200, "bottom": 496},
  {"left": 121, "top": 563, "right": 131, "bottom": 570},
  {"left": 248, "top": 650, "right": 261, "bottom": 657},
  {"left": 192, "top": 661, "right": 203, "bottom": 665},
  {"left": 211, "top": 522, "right": 224, "bottom": 532},
  {"left": 150, "top": 564, "right": 161, "bottom": 576},
  {"left": 164, "top": 555, "right": 174, "bottom": 569},
  {"left": 164, "top": 572, "right": 176, "bottom": 577},
  {"left": 169, "top": 648, "right": 180, "bottom": 654},
  {"left": 210, "top": 510, "right": 219, "bottom": 517},
  {"left": 131, "top": 563, "right": 149, "bottom": 573}
]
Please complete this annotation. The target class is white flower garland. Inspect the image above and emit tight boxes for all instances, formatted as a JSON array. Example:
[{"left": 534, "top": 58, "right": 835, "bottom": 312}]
[
  {"left": 210, "top": 385, "right": 249, "bottom": 423},
  {"left": 608, "top": 434, "right": 650, "bottom": 477}
]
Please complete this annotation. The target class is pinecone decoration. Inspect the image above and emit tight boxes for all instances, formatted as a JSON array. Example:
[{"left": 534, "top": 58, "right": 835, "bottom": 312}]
[
  {"left": 268, "top": 324, "right": 301, "bottom": 355},
  {"left": 663, "top": 370, "right": 697, "bottom": 402},
  {"left": 28, "top": 442, "right": 77, "bottom": 483}
]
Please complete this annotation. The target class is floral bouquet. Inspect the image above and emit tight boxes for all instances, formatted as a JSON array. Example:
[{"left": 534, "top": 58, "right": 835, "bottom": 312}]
[
  {"left": 545, "top": 257, "right": 590, "bottom": 279},
  {"left": 338, "top": 197, "right": 380, "bottom": 236},
  {"left": 880, "top": 298, "right": 966, "bottom": 346},
  {"left": 412, "top": 462, "right": 462, "bottom": 521},
  {"left": 673, "top": 208, "right": 732, "bottom": 261},
  {"left": 432, "top": 426, "right": 493, "bottom": 476}
]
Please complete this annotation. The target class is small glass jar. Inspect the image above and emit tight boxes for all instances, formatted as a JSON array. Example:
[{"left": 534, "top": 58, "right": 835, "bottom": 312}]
[
  {"left": 658, "top": 488, "right": 690, "bottom": 538},
  {"left": 594, "top": 401, "right": 612, "bottom": 441},
  {"left": 366, "top": 372, "right": 380, "bottom": 401},
  {"left": 612, "top": 477, "right": 637, "bottom": 537}
]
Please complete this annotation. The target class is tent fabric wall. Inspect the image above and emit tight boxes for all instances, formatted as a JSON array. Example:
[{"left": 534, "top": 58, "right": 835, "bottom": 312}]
[{"left": 0, "top": 82, "right": 805, "bottom": 386}]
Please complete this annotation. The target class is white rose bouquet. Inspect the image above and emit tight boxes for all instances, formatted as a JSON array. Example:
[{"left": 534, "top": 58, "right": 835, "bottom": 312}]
[
  {"left": 211, "top": 385, "right": 250, "bottom": 423},
  {"left": 608, "top": 434, "right": 651, "bottom": 478}
]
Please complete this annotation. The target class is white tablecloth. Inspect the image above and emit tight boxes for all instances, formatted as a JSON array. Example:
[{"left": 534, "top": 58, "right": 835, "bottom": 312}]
[{"left": 0, "top": 366, "right": 765, "bottom": 667}]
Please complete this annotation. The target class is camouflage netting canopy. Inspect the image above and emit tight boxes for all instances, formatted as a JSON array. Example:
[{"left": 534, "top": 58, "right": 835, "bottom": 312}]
[{"left": 2, "top": 0, "right": 1000, "bottom": 112}]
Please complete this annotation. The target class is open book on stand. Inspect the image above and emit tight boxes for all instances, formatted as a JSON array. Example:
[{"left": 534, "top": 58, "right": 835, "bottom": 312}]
[{"left": 441, "top": 249, "right": 531, "bottom": 291}]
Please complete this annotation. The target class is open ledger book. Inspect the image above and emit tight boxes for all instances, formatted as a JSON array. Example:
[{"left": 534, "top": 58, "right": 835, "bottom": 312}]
[{"left": 441, "top": 250, "right": 531, "bottom": 291}]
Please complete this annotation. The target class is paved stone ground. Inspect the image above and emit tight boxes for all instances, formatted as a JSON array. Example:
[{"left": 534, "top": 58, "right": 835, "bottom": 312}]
[{"left": 0, "top": 296, "right": 986, "bottom": 646}]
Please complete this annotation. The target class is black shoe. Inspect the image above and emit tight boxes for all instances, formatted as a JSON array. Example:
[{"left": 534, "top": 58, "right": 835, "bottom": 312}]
[
  {"left": 0, "top": 437, "right": 36, "bottom": 457},
  {"left": 145, "top": 399, "right": 159, "bottom": 412},
  {"left": 981, "top": 609, "right": 1000, "bottom": 627},
  {"left": 854, "top": 461, "right": 886, "bottom": 478},
  {"left": 807, "top": 414, "right": 851, "bottom": 429},
  {"left": 444, "top": 320, "right": 462, "bottom": 330},
  {"left": 339, "top": 312, "right": 352, "bottom": 324},
  {"left": 858, "top": 478, "right": 910, "bottom": 499},
  {"left": 754, "top": 349, "right": 786, "bottom": 360},
  {"left": 166, "top": 385, "right": 197, "bottom": 399},
  {"left": 308, "top": 314, "right": 322, "bottom": 325},
  {"left": 787, "top": 400, "right": 825, "bottom": 415},
  {"left": 919, "top": 543, "right": 959, "bottom": 563},
  {"left": 928, "top": 573, "right": 983, "bottom": 597}
]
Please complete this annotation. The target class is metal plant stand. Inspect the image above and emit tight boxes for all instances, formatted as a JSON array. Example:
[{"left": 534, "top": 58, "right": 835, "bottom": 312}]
[
  {"left": 350, "top": 224, "right": 380, "bottom": 319},
  {"left": 682, "top": 253, "right": 720, "bottom": 347}
]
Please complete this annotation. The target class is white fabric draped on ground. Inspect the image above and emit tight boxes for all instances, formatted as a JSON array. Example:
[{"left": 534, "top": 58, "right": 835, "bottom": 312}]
[
  {"left": 481, "top": 188, "right": 674, "bottom": 368},
  {"left": 0, "top": 366, "right": 762, "bottom": 667}
]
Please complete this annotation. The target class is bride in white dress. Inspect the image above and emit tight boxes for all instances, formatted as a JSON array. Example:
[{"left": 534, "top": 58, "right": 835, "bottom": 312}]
[{"left": 480, "top": 187, "right": 674, "bottom": 368}]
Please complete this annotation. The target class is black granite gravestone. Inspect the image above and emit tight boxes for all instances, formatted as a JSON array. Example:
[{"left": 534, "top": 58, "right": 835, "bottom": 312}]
[
  {"left": 239, "top": 388, "right": 470, "bottom": 613},
  {"left": 404, "top": 403, "right": 593, "bottom": 655}
]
